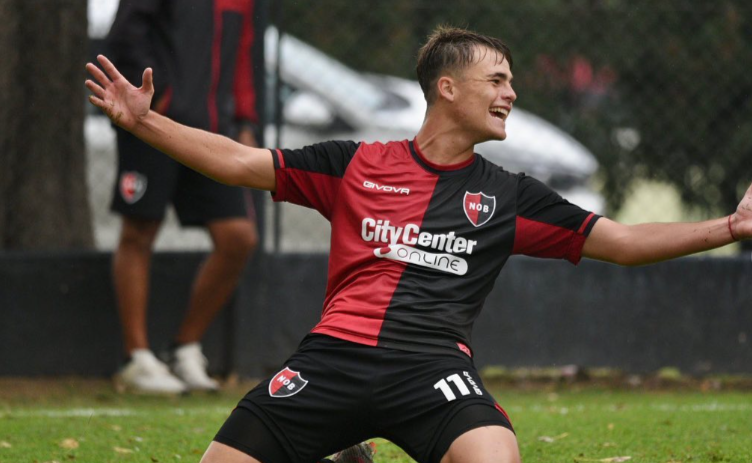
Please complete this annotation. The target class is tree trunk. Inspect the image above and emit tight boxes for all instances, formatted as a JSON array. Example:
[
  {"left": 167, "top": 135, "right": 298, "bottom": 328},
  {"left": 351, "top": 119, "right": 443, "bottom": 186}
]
[
  {"left": 0, "top": 0, "right": 93, "bottom": 250},
  {"left": 0, "top": 0, "right": 20, "bottom": 246}
]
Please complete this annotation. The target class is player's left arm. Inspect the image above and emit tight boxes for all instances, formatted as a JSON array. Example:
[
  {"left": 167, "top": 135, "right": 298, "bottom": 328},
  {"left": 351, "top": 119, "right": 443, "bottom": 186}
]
[{"left": 582, "top": 183, "right": 752, "bottom": 266}]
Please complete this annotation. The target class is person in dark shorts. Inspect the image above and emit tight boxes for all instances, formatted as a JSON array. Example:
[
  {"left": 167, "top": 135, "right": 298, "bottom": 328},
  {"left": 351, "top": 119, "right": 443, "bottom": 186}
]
[
  {"left": 86, "top": 25, "right": 752, "bottom": 463},
  {"left": 105, "top": 0, "right": 260, "bottom": 394}
]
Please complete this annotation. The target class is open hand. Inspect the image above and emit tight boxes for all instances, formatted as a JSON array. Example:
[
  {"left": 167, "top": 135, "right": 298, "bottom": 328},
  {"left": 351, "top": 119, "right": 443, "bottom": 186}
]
[
  {"left": 731, "top": 183, "right": 752, "bottom": 241},
  {"left": 85, "top": 55, "right": 154, "bottom": 131}
]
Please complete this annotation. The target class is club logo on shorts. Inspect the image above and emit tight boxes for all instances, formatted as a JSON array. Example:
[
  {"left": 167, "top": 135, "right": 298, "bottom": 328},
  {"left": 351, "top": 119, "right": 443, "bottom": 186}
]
[
  {"left": 463, "top": 192, "right": 496, "bottom": 227},
  {"left": 269, "top": 367, "right": 308, "bottom": 398},
  {"left": 119, "top": 171, "right": 147, "bottom": 204}
]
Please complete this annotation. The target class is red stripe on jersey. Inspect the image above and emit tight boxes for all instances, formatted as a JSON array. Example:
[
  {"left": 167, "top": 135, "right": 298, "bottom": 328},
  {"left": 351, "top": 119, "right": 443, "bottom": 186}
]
[
  {"left": 311, "top": 141, "right": 440, "bottom": 343},
  {"left": 208, "top": 0, "right": 253, "bottom": 130},
  {"left": 154, "top": 86, "right": 172, "bottom": 115},
  {"left": 513, "top": 216, "right": 586, "bottom": 264},
  {"left": 232, "top": 0, "right": 257, "bottom": 123},
  {"left": 208, "top": 2, "right": 223, "bottom": 132},
  {"left": 578, "top": 212, "right": 596, "bottom": 234},
  {"left": 216, "top": 0, "right": 248, "bottom": 12}
]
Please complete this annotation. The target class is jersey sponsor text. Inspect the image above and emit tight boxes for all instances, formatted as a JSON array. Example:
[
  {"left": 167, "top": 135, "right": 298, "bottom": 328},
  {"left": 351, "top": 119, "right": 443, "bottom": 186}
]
[
  {"left": 361, "top": 218, "right": 478, "bottom": 254},
  {"left": 374, "top": 244, "right": 468, "bottom": 275},
  {"left": 362, "top": 218, "right": 476, "bottom": 275}
]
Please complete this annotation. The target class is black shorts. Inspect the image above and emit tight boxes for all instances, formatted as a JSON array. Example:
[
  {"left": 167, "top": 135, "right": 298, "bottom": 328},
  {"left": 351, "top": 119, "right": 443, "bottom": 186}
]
[
  {"left": 111, "top": 127, "right": 255, "bottom": 226},
  {"left": 214, "top": 334, "right": 513, "bottom": 463}
]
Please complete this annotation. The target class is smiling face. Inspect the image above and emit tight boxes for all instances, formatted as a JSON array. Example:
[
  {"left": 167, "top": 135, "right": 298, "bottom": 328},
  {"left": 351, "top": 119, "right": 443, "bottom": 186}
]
[{"left": 450, "top": 46, "right": 517, "bottom": 142}]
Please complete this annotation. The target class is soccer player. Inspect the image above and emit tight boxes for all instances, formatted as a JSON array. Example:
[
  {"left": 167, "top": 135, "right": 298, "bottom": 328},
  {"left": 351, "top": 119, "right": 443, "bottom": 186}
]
[
  {"left": 86, "top": 26, "right": 751, "bottom": 463},
  {"left": 105, "top": 0, "right": 260, "bottom": 394}
]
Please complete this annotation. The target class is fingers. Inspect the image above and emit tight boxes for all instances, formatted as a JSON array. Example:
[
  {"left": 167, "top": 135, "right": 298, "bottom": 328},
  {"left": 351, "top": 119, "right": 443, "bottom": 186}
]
[
  {"left": 85, "top": 79, "right": 105, "bottom": 99},
  {"left": 86, "top": 62, "right": 111, "bottom": 88},
  {"left": 97, "top": 54, "right": 128, "bottom": 83},
  {"left": 84, "top": 74, "right": 107, "bottom": 111},
  {"left": 87, "top": 94, "right": 106, "bottom": 111},
  {"left": 141, "top": 67, "right": 155, "bottom": 94}
]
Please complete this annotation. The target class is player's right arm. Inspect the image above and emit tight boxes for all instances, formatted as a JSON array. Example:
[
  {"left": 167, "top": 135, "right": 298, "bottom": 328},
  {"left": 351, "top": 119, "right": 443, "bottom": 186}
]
[{"left": 85, "top": 55, "right": 275, "bottom": 191}]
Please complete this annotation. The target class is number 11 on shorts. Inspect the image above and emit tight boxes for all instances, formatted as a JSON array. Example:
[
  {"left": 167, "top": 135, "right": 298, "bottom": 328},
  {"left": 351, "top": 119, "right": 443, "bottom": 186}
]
[{"left": 434, "top": 372, "right": 481, "bottom": 401}]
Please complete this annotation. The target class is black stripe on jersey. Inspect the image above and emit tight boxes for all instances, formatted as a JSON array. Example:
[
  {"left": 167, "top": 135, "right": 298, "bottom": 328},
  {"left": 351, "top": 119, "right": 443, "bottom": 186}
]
[
  {"left": 278, "top": 141, "right": 360, "bottom": 178},
  {"left": 516, "top": 175, "right": 598, "bottom": 233},
  {"left": 377, "top": 156, "right": 517, "bottom": 357}
]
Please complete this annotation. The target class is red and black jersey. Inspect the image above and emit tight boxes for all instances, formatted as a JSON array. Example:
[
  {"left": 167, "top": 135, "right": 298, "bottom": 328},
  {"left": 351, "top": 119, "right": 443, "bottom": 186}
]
[
  {"left": 272, "top": 139, "right": 600, "bottom": 358},
  {"left": 106, "top": 0, "right": 258, "bottom": 135}
]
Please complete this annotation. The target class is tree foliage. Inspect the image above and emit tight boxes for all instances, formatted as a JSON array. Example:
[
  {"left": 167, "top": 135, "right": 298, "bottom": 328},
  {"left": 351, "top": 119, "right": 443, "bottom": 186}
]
[{"left": 279, "top": 0, "right": 752, "bottom": 223}]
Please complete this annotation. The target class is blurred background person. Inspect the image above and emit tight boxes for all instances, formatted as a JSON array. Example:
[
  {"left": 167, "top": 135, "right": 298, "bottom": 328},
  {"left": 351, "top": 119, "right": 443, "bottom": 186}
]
[{"left": 106, "top": 0, "right": 260, "bottom": 394}]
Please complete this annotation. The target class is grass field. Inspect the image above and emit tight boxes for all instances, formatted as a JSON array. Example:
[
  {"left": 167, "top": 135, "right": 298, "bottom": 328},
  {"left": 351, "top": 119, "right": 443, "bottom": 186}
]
[{"left": 1, "top": 378, "right": 750, "bottom": 463}]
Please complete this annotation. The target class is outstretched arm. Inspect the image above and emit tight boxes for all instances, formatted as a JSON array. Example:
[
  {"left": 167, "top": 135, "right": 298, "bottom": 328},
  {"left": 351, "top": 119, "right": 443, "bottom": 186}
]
[
  {"left": 583, "top": 184, "right": 752, "bottom": 266},
  {"left": 85, "top": 55, "right": 275, "bottom": 191}
]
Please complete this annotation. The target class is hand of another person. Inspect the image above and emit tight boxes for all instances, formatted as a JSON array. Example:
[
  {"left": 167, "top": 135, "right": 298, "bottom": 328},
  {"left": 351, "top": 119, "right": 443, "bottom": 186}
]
[
  {"left": 85, "top": 55, "right": 154, "bottom": 131},
  {"left": 730, "top": 183, "right": 752, "bottom": 241}
]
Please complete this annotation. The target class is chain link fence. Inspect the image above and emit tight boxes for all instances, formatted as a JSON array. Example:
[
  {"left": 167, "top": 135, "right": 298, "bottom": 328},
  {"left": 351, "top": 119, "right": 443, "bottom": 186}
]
[{"left": 85, "top": 0, "right": 752, "bottom": 253}]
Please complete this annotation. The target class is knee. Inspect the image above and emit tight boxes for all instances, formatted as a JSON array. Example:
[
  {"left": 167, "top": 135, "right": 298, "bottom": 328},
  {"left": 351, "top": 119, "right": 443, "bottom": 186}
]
[
  {"left": 213, "top": 221, "right": 258, "bottom": 261},
  {"left": 118, "top": 218, "right": 160, "bottom": 253},
  {"left": 440, "top": 426, "right": 521, "bottom": 463},
  {"left": 235, "top": 225, "right": 259, "bottom": 257}
]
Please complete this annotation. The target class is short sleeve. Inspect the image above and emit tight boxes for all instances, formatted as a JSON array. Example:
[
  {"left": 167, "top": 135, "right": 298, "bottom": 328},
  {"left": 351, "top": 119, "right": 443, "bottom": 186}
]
[
  {"left": 271, "top": 141, "right": 360, "bottom": 220},
  {"left": 512, "top": 175, "right": 600, "bottom": 264}
]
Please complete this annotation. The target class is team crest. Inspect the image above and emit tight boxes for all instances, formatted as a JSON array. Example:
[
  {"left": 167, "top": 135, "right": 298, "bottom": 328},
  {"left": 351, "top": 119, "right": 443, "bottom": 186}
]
[
  {"left": 119, "top": 171, "right": 147, "bottom": 204},
  {"left": 269, "top": 367, "right": 308, "bottom": 398},
  {"left": 463, "top": 192, "right": 496, "bottom": 227}
]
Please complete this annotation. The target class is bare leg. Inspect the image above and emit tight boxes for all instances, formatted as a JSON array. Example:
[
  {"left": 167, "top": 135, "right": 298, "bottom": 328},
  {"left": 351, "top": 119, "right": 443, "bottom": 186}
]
[
  {"left": 200, "top": 441, "right": 261, "bottom": 463},
  {"left": 113, "top": 217, "right": 162, "bottom": 354},
  {"left": 174, "top": 218, "right": 258, "bottom": 344},
  {"left": 441, "top": 426, "right": 521, "bottom": 463}
]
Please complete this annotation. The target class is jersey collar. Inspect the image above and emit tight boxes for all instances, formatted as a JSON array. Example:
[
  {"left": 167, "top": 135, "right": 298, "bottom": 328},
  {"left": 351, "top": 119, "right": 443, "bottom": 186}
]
[{"left": 409, "top": 139, "right": 477, "bottom": 176}]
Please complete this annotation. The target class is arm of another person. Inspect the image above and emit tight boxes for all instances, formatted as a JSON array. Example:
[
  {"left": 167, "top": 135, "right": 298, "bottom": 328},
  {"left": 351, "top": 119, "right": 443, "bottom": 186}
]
[
  {"left": 582, "top": 184, "right": 752, "bottom": 265},
  {"left": 85, "top": 55, "right": 275, "bottom": 191}
]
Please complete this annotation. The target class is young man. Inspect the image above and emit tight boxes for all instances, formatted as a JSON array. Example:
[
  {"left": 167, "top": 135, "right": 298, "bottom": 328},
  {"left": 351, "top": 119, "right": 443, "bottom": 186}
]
[
  {"left": 86, "top": 26, "right": 751, "bottom": 463},
  {"left": 105, "top": 0, "right": 260, "bottom": 394}
]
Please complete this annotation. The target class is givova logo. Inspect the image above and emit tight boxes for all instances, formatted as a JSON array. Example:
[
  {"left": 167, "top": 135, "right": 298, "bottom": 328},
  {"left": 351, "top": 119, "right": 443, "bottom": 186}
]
[{"left": 363, "top": 180, "right": 410, "bottom": 195}]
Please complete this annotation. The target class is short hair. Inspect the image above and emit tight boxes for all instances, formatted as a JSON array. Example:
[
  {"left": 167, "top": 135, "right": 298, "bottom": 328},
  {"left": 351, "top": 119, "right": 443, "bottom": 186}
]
[{"left": 416, "top": 26, "right": 513, "bottom": 105}]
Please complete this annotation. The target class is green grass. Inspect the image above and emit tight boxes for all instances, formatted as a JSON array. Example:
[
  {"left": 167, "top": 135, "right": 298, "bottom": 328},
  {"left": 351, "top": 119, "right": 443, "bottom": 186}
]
[{"left": 1, "top": 379, "right": 750, "bottom": 463}]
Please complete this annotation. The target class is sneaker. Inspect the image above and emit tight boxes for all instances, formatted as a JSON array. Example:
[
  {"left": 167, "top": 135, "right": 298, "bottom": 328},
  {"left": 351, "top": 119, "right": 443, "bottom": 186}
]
[
  {"left": 329, "top": 442, "right": 376, "bottom": 463},
  {"left": 170, "top": 342, "right": 219, "bottom": 392},
  {"left": 115, "top": 349, "right": 187, "bottom": 394}
]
